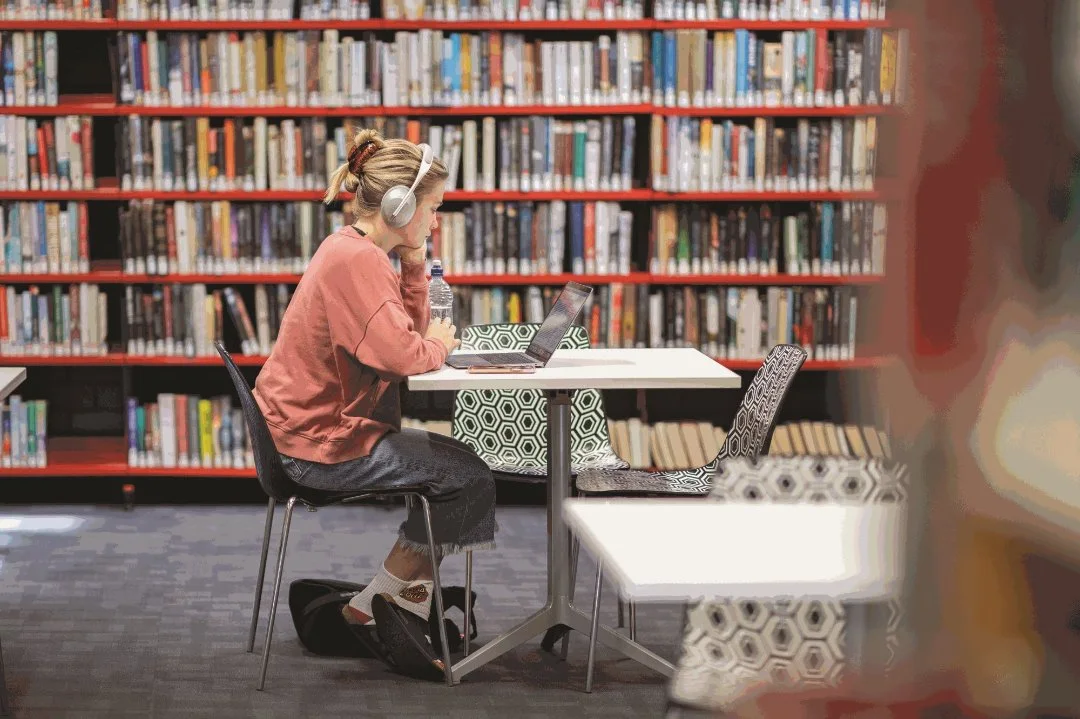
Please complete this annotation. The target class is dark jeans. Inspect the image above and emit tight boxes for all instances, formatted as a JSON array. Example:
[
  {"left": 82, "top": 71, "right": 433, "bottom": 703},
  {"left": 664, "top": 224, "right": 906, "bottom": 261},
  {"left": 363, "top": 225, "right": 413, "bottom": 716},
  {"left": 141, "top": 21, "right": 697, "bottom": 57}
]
[{"left": 278, "top": 428, "right": 497, "bottom": 557}]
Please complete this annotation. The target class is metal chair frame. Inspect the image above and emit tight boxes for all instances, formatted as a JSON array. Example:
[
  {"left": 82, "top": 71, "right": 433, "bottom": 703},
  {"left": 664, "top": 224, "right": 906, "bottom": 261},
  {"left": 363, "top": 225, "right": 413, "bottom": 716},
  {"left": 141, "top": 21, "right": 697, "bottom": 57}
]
[{"left": 214, "top": 342, "right": 470, "bottom": 689}]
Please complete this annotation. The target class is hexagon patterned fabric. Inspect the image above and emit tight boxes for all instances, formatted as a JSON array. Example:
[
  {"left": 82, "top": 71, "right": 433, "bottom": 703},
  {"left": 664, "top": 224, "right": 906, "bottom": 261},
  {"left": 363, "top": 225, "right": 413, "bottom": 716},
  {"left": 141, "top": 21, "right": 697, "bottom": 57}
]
[
  {"left": 451, "top": 323, "right": 629, "bottom": 477},
  {"left": 667, "top": 455, "right": 908, "bottom": 712},
  {"left": 574, "top": 344, "right": 808, "bottom": 494}
]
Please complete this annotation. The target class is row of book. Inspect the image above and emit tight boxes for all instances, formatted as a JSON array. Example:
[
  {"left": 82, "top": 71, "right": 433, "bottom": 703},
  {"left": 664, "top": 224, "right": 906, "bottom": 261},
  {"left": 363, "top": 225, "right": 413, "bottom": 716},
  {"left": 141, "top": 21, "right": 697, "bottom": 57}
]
[
  {"left": 0, "top": 0, "right": 104, "bottom": 20},
  {"left": 120, "top": 0, "right": 647, "bottom": 21},
  {"left": 114, "top": 30, "right": 650, "bottom": 109},
  {"left": 651, "top": 27, "right": 905, "bottom": 109},
  {"left": 0, "top": 116, "right": 97, "bottom": 192},
  {"left": 401, "top": 416, "right": 890, "bottom": 471},
  {"left": 1, "top": 201, "right": 91, "bottom": 275},
  {"left": 110, "top": 27, "right": 906, "bottom": 112},
  {"left": 0, "top": 395, "right": 47, "bottom": 468},
  {"left": 125, "top": 394, "right": 253, "bottom": 469},
  {"left": 0, "top": 279, "right": 861, "bottom": 360},
  {"left": 651, "top": 115, "right": 877, "bottom": 192},
  {"left": 383, "top": 0, "right": 646, "bottom": 20},
  {"left": 613, "top": 417, "right": 889, "bottom": 470},
  {"left": 124, "top": 283, "right": 294, "bottom": 357},
  {"left": 445, "top": 116, "right": 637, "bottom": 193},
  {"left": 0, "top": 283, "right": 110, "bottom": 356},
  {"left": 450, "top": 283, "right": 858, "bottom": 359},
  {"left": 0, "top": 198, "right": 885, "bottom": 278},
  {"left": 126, "top": 408, "right": 888, "bottom": 473},
  {"left": 112, "top": 114, "right": 639, "bottom": 194},
  {"left": 648, "top": 201, "right": 886, "bottom": 276},
  {"left": 609, "top": 418, "right": 890, "bottom": 471},
  {"left": 115, "top": 0, "right": 364, "bottom": 20},
  {"left": 118, "top": 199, "right": 342, "bottom": 276},
  {"left": 434, "top": 200, "right": 631, "bottom": 276},
  {"left": 8, "top": 113, "right": 882, "bottom": 197},
  {"left": 1, "top": 31, "right": 57, "bottom": 108},
  {"left": 3, "top": 0, "right": 886, "bottom": 22},
  {"left": 656, "top": 0, "right": 888, "bottom": 22}
]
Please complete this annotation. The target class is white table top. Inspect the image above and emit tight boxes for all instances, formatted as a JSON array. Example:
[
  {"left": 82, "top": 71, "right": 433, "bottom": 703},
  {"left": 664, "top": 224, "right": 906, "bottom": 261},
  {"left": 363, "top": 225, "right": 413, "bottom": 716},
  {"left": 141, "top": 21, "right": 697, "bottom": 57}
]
[
  {"left": 0, "top": 367, "right": 26, "bottom": 401},
  {"left": 563, "top": 499, "right": 904, "bottom": 602},
  {"left": 408, "top": 347, "right": 742, "bottom": 391}
]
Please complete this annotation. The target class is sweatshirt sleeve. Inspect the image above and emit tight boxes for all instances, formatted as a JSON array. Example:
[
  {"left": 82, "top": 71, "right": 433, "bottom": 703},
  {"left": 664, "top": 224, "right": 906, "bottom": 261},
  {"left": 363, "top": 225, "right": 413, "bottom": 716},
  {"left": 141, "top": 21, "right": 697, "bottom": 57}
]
[
  {"left": 399, "top": 259, "right": 431, "bottom": 336},
  {"left": 322, "top": 253, "right": 448, "bottom": 380}
]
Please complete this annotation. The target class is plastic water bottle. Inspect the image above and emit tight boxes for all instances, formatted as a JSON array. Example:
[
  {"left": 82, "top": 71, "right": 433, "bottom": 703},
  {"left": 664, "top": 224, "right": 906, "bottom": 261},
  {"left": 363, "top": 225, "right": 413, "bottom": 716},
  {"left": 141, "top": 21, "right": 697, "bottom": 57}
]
[{"left": 428, "top": 259, "right": 454, "bottom": 324}]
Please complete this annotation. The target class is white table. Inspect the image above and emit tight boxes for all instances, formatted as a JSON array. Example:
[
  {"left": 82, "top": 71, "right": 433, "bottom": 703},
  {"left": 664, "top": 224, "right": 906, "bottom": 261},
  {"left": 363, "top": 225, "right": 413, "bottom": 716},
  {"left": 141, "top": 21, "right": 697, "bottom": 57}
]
[
  {"left": 0, "top": 367, "right": 26, "bottom": 402},
  {"left": 563, "top": 498, "right": 905, "bottom": 692},
  {"left": 408, "top": 348, "right": 741, "bottom": 683},
  {"left": 563, "top": 500, "right": 905, "bottom": 602}
]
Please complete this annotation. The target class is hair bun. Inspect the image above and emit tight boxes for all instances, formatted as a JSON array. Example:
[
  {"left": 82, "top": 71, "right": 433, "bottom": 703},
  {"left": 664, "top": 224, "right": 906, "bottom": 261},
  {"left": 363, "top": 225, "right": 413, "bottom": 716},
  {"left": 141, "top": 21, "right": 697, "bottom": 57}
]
[{"left": 347, "top": 129, "right": 386, "bottom": 176}]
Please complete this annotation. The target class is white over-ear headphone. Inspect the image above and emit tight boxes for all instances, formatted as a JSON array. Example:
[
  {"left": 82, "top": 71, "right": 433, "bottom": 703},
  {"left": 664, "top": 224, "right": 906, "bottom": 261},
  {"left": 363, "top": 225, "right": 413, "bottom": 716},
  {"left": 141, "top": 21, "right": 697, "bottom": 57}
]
[{"left": 380, "top": 143, "right": 434, "bottom": 229}]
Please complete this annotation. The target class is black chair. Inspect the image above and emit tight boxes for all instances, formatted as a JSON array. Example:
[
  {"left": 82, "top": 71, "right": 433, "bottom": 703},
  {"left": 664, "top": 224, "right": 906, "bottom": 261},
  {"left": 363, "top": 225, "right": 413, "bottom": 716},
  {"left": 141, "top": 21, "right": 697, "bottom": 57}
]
[{"left": 214, "top": 341, "right": 462, "bottom": 689}]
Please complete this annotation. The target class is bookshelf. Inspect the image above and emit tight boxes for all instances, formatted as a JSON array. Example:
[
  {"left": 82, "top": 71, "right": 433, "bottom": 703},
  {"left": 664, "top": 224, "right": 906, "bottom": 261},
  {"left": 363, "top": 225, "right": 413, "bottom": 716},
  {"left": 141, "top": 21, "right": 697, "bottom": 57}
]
[{"left": 0, "top": 0, "right": 907, "bottom": 480}]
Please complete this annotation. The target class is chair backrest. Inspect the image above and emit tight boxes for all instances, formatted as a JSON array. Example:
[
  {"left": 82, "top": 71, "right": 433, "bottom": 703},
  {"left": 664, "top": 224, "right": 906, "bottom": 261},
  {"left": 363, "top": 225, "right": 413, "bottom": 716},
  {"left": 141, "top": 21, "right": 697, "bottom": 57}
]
[
  {"left": 708, "top": 343, "right": 807, "bottom": 469},
  {"left": 214, "top": 341, "right": 297, "bottom": 501},
  {"left": 452, "top": 323, "right": 619, "bottom": 470}
]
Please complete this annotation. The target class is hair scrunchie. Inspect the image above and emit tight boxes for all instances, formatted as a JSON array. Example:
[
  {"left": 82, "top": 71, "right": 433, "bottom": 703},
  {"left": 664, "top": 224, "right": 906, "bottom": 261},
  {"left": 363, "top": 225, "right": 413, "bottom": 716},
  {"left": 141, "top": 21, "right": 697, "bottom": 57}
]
[{"left": 348, "top": 141, "right": 378, "bottom": 175}]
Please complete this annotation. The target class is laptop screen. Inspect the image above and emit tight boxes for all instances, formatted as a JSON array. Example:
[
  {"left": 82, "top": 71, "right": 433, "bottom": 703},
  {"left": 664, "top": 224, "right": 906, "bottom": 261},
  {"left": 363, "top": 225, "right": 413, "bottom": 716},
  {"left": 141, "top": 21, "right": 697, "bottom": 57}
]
[{"left": 526, "top": 282, "right": 593, "bottom": 364}]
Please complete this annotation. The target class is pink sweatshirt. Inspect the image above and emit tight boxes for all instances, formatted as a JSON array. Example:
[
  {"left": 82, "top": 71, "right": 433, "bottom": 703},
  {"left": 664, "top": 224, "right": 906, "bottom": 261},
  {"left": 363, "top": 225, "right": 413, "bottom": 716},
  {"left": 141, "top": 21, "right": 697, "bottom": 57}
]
[{"left": 253, "top": 225, "right": 449, "bottom": 464}]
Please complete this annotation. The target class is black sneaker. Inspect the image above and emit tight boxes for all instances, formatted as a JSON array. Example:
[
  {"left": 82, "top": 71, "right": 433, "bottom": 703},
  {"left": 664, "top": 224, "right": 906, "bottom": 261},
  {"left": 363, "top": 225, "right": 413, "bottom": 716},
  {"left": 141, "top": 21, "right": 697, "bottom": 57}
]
[{"left": 371, "top": 593, "right": 448, "bottom": 682}]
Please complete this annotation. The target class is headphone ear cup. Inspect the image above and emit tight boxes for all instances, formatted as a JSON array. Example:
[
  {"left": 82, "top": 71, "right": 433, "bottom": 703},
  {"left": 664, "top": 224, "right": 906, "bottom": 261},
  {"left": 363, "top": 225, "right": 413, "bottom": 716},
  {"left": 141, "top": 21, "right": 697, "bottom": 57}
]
[{"left": 381, "top": 185, "right": 415, "bottom": 228}]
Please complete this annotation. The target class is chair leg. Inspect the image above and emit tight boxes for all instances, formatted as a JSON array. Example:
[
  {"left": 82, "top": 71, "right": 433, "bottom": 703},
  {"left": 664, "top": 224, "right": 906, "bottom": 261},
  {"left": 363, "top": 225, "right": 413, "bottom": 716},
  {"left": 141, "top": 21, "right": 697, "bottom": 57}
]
[
  {"left": 560, "top": 534, "right": 580, "bottom": 660},
  {"left": 248, "top": 497, "right": 276, "bottom": 653},
  {"left": 629, "top": 601, "right": 637, "bottom": 641},
  {"left": 417, "top": 495, "right": 455, "bottom": 687},
  {"left": 464, "top": 550, "right": 473, "bottom": 657},
  {"left": 257, "top": 496, "right": 297, "bottom": 691},
  {"left": 617, "top": 596, "right": 625, "bottom": 628},
  {"left": 0, "top": 634, "right": 11, "bottom": 716},
  {"left": 585, "top": 561, "right": 604, "bottom": 693}
]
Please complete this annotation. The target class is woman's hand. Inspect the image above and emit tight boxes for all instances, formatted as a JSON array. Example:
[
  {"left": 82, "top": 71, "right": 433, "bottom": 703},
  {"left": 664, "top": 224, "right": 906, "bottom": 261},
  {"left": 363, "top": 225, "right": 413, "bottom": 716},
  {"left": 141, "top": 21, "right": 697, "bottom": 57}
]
[
  {"left": 398, "top": 242, "right": 426, "bottom": 266},
  {"left": 425, "top": 317, "right": 460, "bottom": 353}
]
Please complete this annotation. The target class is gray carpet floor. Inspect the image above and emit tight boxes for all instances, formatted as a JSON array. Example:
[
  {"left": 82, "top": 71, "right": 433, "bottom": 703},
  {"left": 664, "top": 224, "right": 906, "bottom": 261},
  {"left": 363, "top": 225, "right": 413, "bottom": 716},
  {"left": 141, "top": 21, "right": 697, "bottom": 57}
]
[{"left": 0, "top": 504, "right": 678, "bottom": 719}]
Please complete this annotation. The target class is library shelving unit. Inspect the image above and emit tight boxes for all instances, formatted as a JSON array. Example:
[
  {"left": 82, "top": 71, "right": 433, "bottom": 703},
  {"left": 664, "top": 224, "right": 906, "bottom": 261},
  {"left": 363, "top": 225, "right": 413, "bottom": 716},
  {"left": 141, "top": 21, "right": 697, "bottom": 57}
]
[{"left": 0, "top": 2, "right": 906, "bottom": 480}]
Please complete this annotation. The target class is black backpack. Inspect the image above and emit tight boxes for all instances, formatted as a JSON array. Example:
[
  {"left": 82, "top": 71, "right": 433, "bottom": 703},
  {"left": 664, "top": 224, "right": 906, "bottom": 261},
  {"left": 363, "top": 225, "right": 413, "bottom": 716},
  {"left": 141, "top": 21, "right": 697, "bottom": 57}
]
[{"left": 288, "top": 578, "right": 477, "bottom": 657}]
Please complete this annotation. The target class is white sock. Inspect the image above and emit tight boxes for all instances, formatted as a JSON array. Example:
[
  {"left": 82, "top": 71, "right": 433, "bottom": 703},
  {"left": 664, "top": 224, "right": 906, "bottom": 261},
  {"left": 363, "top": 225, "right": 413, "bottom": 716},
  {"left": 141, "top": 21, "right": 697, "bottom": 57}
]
[{"left": 347, "top": 564, "right": 410, "bottom": 622}]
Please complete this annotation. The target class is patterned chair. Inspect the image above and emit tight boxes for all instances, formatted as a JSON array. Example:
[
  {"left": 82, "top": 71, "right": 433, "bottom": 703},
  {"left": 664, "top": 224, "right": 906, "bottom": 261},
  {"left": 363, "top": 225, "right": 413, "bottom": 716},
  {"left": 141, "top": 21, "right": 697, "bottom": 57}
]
[
  {"left": 666, "top": 455, "right": 908, "bottom": 714},
  {"left": 451, "top": 323, "right": 628, "bottom": 479},
  {"left": 576, "top": 344, "right": 808, "bottom": 687},
  {"left": 574, "top": 344, "right": 808, "bottom": 496}
]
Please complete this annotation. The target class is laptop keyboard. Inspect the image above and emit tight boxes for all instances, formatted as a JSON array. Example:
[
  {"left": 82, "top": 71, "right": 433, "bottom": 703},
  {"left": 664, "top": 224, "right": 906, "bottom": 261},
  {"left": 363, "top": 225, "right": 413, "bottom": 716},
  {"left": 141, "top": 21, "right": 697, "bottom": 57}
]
[{"left": 478, "top": 352, "right": 532, "bottom": 364}]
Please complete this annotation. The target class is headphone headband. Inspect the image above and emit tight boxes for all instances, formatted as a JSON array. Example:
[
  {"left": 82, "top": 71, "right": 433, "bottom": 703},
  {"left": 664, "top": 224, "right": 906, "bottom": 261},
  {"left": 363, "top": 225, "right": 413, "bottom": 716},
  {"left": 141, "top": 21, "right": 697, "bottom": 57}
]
[{"left": 388, "top": 143, "right": 434, "bottom": 220}]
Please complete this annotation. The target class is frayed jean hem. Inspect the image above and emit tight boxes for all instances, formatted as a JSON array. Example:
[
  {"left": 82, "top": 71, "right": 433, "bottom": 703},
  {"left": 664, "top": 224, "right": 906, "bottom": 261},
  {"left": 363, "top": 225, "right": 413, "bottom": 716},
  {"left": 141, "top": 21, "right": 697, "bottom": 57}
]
[{"left": 396, "top": 529, "right": 497, "bottom": 557}]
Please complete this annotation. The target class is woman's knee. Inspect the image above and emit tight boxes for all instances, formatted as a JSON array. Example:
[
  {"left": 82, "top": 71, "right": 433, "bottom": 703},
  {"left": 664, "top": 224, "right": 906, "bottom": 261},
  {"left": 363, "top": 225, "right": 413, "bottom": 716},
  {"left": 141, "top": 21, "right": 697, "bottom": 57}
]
[{"left": 457, "top": 454, "right": 496, "bottom": 497}]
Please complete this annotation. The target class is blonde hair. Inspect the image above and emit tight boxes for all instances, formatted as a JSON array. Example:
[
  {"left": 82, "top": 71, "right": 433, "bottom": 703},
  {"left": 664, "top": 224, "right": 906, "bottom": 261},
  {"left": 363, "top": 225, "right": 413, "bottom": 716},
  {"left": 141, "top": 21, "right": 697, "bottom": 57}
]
[{"left": 323, "top": 128, "right": 450, "bottom": 216}]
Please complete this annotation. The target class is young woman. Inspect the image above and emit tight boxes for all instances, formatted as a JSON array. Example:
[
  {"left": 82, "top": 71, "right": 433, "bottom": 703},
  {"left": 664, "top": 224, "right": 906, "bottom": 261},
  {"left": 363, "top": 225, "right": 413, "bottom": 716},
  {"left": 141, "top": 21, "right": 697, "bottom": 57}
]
[{"left": 253, "top": 128, "right": 496, "bottom": 675}]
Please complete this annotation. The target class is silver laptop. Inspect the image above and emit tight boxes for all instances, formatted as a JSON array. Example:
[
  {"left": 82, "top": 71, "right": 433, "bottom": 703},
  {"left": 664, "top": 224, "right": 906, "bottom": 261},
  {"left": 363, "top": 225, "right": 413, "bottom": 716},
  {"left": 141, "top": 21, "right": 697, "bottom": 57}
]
[{"left": 445, "top": 282, "right": 593, "bottom": 369}]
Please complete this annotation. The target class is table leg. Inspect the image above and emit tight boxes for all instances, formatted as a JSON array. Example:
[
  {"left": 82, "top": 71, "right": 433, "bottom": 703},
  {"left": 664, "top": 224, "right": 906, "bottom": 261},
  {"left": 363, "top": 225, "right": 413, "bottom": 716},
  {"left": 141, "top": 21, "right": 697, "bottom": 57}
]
[{"left": 451, "top": 389, "right": 674, "bottom": 683}]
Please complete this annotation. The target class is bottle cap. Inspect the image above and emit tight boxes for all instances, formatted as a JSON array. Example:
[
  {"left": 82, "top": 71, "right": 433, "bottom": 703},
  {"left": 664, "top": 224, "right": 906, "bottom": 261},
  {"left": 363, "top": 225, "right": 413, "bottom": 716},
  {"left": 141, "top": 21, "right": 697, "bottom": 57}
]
[{"left": 430, "top": 259, "right": 443, "bottom": 276}]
